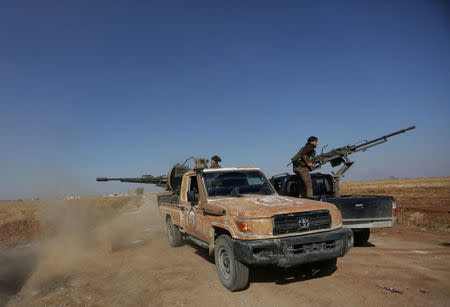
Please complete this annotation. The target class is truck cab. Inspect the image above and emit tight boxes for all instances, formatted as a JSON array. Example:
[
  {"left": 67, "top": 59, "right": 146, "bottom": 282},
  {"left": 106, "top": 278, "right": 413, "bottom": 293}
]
[{"left": 159, "top": 167, "right": 353, "bottom": 291}]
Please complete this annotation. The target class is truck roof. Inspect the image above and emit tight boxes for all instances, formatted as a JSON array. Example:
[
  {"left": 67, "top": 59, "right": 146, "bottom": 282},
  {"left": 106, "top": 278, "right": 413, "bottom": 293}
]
[{"left": 203, "top": 167, "right": 261, "bottom": 173}]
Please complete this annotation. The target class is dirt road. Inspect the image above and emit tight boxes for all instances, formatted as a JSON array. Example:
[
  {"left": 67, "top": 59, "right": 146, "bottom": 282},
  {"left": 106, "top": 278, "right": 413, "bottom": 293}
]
[{"left": 3, "top": 195, "right": 450, "bottom": 307}]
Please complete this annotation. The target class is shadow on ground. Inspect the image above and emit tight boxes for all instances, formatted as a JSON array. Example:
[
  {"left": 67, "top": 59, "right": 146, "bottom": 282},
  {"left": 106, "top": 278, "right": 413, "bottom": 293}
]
[
  {"left": 354, "top": 242, "right": 376, "bottom": 247},
  {"left": 188, "top": 241, "right": 337, "bottom": 286},
  {"left": 189, "top": 242, "right": 215, "bottom": 264},
  {"left": 250, "top": 261, "right": 337, "bottom": 285},
  {"left": 0, "top": 247, "right": 38, "bottom": 307}
]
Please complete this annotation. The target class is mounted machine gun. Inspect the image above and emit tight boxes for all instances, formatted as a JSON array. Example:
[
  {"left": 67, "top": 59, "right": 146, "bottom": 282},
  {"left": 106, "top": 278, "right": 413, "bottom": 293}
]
[
  {"left": 96, "top": 156, "right": 208, "bottom": 195},
  {"left": 311, "top": 126, "right": 416, "bottom": 192}
]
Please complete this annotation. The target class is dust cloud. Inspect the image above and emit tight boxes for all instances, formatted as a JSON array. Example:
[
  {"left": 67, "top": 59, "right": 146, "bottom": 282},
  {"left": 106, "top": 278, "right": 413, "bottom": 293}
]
[{"left": 0, "top": 194, "right": 159, "bottom": 306}]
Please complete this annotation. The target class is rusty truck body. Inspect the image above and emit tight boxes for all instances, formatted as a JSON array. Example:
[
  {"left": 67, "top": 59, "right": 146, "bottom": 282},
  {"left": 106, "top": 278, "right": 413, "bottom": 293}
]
[
  {"left": 158, "top": 166, "right": 353, "bottom": 290},
  {"left": 98, "top": 159, "right": 353, "bottom": 291}
]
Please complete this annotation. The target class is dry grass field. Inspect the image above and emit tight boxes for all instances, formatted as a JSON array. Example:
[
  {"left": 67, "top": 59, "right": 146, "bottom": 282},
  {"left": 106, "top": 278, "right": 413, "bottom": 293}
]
[{"left": 341, "top": 177, "right": 450, "bottom": 232}]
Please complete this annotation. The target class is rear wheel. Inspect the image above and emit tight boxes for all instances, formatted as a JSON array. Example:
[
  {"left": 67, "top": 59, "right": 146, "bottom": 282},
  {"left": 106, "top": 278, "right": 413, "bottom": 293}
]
[
  {"left": 214, "top": 235, "right": 249, "bottom": 291},
  {"left": 166, "top": 218, "right": 183, "bottom": 247},
  {"left": 354, "top": 228, "right": 370, "bottom": 245}
]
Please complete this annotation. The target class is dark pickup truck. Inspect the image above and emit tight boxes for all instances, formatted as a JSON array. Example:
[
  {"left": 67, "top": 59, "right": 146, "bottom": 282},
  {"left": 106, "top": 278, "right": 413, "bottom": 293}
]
[{"left": 270, "top": 172, "right": 396, "bottom": 245}]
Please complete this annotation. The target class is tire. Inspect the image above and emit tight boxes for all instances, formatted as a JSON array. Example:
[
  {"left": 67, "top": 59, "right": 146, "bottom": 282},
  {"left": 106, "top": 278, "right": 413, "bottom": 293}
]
[
  {"left": 166, "top": 218, "right": 183, "bottom": 247},
  {"left": 354, "top": 228, "right": 370, "bottom": 246},
  {"left": 214, "top": 235, "right": 249, "bottom": 291}
]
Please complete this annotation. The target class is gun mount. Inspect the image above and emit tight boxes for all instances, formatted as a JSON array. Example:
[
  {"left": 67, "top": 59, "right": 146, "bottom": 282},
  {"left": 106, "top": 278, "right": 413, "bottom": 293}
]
[
  {"left": 310, "top": 126, "right": 415, "bottom": 195},
  {"left": 96, "top": 157, "right": 208, "bottom": 195}
]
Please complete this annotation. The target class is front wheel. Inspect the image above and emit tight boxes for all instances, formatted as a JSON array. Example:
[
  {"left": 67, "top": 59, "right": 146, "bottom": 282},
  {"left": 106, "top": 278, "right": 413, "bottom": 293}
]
[{"left": 214, "top": 235, "right": 249, "bottom": 291}]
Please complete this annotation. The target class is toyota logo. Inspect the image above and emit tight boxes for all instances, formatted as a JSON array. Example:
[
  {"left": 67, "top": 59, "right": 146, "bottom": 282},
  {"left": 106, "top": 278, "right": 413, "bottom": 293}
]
[{"left": 298, "top": 218, "right": 310, "bottom": 229}]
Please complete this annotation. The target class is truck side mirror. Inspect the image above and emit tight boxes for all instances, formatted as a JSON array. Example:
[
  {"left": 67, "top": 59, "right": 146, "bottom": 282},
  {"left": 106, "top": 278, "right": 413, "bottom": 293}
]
[{"left": 187, "top": 191, "right": 197, "bottom": 203}]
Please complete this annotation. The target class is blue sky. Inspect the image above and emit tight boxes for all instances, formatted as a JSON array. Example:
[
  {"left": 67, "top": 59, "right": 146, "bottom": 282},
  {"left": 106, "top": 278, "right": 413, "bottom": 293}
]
[{"left": 1, "top": 1, "right": 449, "bottom": 199}]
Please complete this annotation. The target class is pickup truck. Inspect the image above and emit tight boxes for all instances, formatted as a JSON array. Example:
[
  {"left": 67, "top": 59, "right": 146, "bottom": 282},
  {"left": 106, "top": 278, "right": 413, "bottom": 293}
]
[
  {"left": 157, "top": 165, "right": 353, "bottom": 291},
  {"left": 270, "top": 172, "right": 396, "bottom": 245},
  {"left": 97, "top": 159, "right": 353, "bottom": 291}
]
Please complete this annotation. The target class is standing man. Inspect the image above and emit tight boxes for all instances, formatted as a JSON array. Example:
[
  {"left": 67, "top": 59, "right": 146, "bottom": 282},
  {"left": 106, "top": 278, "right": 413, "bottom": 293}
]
[
  {"left": 291, "top": 136, "right": 318, "bottom": 198},
  {"left": 210, "top": 155, "right": 222, "bottom": 168}
]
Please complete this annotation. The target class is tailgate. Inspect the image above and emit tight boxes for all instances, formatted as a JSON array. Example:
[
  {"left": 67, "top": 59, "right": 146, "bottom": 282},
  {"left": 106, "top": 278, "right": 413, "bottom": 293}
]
[{"left": 325, "top": 196, "right": 394, "bottom": 220}]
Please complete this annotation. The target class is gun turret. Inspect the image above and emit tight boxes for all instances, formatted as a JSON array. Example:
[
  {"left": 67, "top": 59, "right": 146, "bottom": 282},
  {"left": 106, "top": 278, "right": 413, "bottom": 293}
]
[{"left": 309, "top": 126, "right": 415, "bottom": 195}]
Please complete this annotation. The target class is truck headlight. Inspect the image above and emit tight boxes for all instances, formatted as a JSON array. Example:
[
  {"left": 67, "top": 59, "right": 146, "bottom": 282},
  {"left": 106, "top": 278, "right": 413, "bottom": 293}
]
[{"left": 235, "top": 221, "right": 251, "bottom": 233}]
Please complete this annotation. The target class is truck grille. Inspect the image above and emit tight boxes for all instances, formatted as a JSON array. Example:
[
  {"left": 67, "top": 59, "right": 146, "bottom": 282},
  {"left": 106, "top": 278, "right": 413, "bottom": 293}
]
[{"left": 273, "top": 210, "right": 331, "bottom": 235}]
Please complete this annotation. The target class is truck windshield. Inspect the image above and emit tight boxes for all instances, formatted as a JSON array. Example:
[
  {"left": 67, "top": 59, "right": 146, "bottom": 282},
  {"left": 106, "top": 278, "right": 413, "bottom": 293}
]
[{"left": 204, "top": 170, "right": 275, "bottom": 198}]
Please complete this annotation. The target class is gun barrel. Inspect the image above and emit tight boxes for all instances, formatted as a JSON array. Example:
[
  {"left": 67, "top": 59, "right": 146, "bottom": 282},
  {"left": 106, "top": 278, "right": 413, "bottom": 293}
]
[
  {"left": 96, "top": 176, "right": 167, "bottom": 184},
  {"left": 95, "top": 158, "right": 196, "bottom": 194},
  {"left": 353, "top": 126, "right": 415, "bottom": 150},
  {"left": 96, "top": 177, "right": 117, "bottom": 181}
]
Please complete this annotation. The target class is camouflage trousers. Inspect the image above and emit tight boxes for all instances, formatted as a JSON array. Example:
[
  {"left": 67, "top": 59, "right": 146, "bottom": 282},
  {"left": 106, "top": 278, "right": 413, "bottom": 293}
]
[{"left": 293, "top": 166, "right": 313, "bottom": 198}]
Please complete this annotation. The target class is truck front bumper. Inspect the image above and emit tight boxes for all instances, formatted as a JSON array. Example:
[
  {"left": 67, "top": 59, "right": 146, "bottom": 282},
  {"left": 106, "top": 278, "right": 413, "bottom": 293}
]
[{"left": 232, "top": 228, "right": 353, "bottom": 268}]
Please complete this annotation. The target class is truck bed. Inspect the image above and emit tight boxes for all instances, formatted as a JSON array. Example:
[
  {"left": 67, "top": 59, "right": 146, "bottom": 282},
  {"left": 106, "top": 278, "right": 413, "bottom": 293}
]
[
  {"left": 322, "top": 195, "right": 395, "bottom": 228},
  {"left": 157, "top": 194, "right": 179, "bottom": 206}
]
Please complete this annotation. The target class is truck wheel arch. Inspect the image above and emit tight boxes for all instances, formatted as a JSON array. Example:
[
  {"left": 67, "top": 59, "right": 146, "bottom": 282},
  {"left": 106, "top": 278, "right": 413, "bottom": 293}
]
[{"left": 209, "top": 226, "right": 233, "bottom": 256}]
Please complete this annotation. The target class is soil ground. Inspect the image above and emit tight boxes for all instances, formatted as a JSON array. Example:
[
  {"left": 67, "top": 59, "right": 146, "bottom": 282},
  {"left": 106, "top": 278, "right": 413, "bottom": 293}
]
[
  {"left": 340, "top": 177, "right": 450, "bottom": 232},
  {"left": 0, "top": 177, "right": 449, "bottom": 306}
]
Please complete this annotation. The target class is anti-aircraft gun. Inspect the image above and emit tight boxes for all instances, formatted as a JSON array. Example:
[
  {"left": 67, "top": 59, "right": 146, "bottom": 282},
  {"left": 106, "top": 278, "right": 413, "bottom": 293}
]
[
  {"left": 271, "top": 126, "right": 416, "bottom": 244},
  {"left": 96, "top": 157, "right": 208, "bottom": 195},
  {"left": 311, "top": 126, "right": 416, "bottom": 192}
]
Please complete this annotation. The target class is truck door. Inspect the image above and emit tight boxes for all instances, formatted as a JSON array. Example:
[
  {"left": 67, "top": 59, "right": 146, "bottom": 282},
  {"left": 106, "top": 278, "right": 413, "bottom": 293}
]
[{"left": 183, "top": 175, "right": 206, "bottom": 240}]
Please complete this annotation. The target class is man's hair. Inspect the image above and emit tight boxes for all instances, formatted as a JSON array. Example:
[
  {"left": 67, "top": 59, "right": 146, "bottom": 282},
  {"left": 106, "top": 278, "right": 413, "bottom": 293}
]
[
  {"left": 307, "top": 136, "right": 318, "bottom": 143},
  {"left": 211, "top": 155, "right": 222, "bottom": 163}
]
